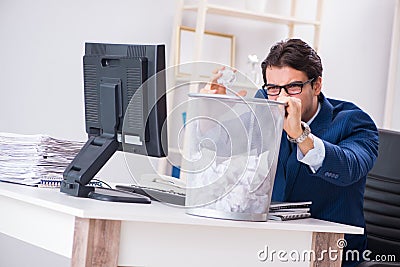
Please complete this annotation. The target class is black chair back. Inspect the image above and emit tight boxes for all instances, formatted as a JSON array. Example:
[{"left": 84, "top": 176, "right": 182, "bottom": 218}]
[{"left": 364, "top": 129, "right": 400, "bottom": 261}]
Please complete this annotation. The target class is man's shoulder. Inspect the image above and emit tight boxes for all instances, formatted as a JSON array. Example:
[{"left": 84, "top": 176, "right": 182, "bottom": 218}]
[
  {"left": 324, "top": 97, "right": 376, "bottom": 130},
  {"left": 325, "top": 97, "right": 370, "bottom": 120},
  {"left": 326, "top": 97, "right": 361, "bottom": 112}
]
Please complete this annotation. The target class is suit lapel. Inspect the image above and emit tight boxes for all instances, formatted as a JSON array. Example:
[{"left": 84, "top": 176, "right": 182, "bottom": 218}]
[
  {"left": 310, "top": 94, "right": 333, "bottom": 137},
  {"left": 283, "top": 138, "right": 302, "bottom": 199},
  {"left": 272, "top": 133, "right": 290, "bottom": 201}
]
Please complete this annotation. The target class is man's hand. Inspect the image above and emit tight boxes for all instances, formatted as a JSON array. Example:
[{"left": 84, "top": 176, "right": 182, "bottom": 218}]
[
  {"left": 200, "top": 67, "right": 247, "bottom": 97},
  {"left": 277, "top": 95, "right": 303, "bottom": 139},
  {"left": 277, "top": 95, "right": 314, "bottom": 155}
]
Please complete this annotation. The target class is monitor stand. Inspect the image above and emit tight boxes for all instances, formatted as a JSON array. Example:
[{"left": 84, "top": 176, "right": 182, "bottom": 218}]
[
  {"left": 88, "top": 187, "right": 151, "bottom": 203},
  {"left": 60, "top": 136, "right": 151, "bottom": 204},
  {"left": 60, "top": 80, "right": 150, "bottom": 204}
]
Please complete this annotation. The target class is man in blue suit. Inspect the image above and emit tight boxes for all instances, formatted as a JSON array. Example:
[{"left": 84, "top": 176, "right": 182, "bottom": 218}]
[{"left": 204, "top": 39, "right": 378, "bottom": 266}]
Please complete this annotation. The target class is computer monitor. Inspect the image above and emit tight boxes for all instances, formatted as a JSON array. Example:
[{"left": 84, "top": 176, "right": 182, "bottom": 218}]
[{"left": 60, "top": 42, "right": 167, "bottom": 202}]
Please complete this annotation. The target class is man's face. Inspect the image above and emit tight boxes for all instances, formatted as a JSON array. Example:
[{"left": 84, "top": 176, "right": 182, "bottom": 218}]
[{"left": 265, "top": 66, "right": 321, "bottom": 122}]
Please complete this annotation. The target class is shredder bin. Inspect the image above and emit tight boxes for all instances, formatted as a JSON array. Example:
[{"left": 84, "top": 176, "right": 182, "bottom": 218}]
[{"left": 182, "top": 93, "right": 285, "bottom": 221}]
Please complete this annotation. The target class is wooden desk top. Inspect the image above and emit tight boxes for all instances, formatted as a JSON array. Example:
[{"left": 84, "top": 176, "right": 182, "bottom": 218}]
[{"left": 0, "top": 182, "right": 363, "bottom": 235}]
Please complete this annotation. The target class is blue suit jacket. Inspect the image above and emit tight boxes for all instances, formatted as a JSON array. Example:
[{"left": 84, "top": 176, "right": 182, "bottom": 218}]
[{"left": 255, "top": 90, "right": 379, "bottom": 266}]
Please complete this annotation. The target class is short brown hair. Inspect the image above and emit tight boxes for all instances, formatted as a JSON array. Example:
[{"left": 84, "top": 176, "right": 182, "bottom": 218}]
[{"left": 261, "top": 39, "right": 323, "bottom": 85}]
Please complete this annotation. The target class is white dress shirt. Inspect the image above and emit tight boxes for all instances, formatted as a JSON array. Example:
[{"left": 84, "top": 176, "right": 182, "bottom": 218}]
[{"left": 296, "top": 103, "right": 325, "bottom": 173}]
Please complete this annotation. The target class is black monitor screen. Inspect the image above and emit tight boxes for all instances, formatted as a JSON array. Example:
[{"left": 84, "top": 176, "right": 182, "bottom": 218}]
[
  {"left": 83, "top": 42, "right": 167, "bottom": 156},
  {"left": 60, "top": 42, "right": 167, "bottom": 198}
]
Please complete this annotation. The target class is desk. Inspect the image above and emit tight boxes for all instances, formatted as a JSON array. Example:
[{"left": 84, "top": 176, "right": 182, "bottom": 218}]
[{"left": 0, "top": 182, "right": 363, "bottom": 267}]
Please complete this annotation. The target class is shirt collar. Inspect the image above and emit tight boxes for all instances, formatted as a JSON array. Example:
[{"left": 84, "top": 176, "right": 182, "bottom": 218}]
[{"left": 306, "top": 102, "right": 321, "bottom": 125}]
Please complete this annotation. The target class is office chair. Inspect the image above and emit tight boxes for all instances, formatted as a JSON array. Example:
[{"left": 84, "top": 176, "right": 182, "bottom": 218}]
[{"left": 358, "top": 129, "right": 400, "bottom": 266}]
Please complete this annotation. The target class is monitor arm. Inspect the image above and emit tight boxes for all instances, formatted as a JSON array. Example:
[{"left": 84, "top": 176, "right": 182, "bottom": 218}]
[{"left": 61, "top": 79, "right": 121, "bottom": 197}]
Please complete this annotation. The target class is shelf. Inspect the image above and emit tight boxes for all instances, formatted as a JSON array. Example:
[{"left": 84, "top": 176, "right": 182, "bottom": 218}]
[
  {"left": 183, "top": 4, "right": 320, "bottom": 26},
  {"left": 174, "top": 75, "right": 261, "bottom": 91},
  {"left": 166, "top": 0, "right": 324, "bottom": 171}
]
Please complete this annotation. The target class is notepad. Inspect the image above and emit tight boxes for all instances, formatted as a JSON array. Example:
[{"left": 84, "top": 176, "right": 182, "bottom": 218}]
[
  {"left": 39, "top": 174, "right": 102, "bottom": 188},
  {"left": 268, "top": 201, "right": 312, "bottom": 221},
  {"left": 269, "top": 201, "right": 312, "bottom": 210},
  {"left": 268, "top": 212, "right": 311, "bottom": 221}
]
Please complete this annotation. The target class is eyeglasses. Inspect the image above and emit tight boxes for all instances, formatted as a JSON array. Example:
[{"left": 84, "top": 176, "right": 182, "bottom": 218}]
[{"left": 262, "top": 78, "right": 314, "bottom": 96}]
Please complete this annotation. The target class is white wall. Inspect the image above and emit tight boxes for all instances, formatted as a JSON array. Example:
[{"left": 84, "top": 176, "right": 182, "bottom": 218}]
[
  {"left": 0, "top": 0, "right": 398, "bottom": 139},
  {"left": 0, "top": 0, "right": 176, "bottom": 141},
  {"left": 181, "top": 0, "right": 398, "bottom": 129},
  {"left": 319, "top": 0, "right": 397, "bottom": 129},
  {"left": 0, "top": 0, "right": 177, "bottom": 187}
]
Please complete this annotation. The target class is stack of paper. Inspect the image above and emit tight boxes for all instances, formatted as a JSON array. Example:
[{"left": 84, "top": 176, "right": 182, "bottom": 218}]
[{"left": 0, "top": 132, "right": 84, "bottom": 186}]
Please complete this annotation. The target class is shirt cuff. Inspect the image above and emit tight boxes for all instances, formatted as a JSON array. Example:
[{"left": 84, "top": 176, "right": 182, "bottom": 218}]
[{"left": 297, "top": 134, "right": 325, "bottom": 173}]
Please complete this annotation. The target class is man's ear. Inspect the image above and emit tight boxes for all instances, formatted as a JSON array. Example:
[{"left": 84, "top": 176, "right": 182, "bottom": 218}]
[{"left": 313, "top": 76, "right": 322, "bottom": 96}]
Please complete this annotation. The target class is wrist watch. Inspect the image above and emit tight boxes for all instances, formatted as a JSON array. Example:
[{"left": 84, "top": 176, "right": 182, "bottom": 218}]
[{"left": 287, "top": 121, "right": 311, "bottom": 144}]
